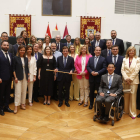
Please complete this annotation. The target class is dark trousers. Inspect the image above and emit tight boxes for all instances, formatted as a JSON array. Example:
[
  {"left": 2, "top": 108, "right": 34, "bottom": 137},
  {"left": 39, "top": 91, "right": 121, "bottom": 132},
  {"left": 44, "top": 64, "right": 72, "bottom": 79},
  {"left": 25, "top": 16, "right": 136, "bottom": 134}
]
[
  {"left": 58, "top": 77, "right": 71, "bottom": 103},
  {"left": 53, "top": 80, "right": 58, "bottom": 99},
  {"left": 0, "top": 79, "right": 11, "bottom": 109},
  {"left": 89, "top": 82, "right": 100, "bottom": 106},
  {"left": 96, "top": 95, "right": 116, "bottom": 116},
  {"left": 33, "top": 75, "right": 39, "bottom": 99}
]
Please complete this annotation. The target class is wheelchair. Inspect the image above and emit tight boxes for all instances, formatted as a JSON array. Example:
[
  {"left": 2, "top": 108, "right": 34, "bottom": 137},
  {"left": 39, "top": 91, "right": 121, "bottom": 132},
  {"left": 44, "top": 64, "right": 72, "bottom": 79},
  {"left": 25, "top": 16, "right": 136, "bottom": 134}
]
[{"left": 93, "top": 94, "right": 124, "bottom": 126}]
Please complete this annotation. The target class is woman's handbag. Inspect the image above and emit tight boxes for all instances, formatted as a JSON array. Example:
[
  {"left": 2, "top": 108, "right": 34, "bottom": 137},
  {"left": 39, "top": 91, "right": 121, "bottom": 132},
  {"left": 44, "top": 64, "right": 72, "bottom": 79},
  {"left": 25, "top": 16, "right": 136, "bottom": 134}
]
[{"left": 123, "top": 81, "right": 131, "bottom": 93}]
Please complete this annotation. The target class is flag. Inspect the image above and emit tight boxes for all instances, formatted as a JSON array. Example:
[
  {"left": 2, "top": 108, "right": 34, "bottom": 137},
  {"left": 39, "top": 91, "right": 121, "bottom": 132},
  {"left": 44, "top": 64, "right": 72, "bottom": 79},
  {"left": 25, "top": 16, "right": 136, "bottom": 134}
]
[
  {"left": 45, "top": 23, "right": 51, "bottom": 38},
  {"left": 55, "top": 24, "right": 58, "bottom": 30},
  {"left": 63, "top": 24, "right": 69, "bottom": 39}
]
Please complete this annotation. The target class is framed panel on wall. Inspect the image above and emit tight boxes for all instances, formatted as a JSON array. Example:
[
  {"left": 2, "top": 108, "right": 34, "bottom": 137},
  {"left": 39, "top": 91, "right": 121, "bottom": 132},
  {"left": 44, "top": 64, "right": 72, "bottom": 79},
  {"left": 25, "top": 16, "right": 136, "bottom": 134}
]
[{"left": 42, "top": 0, "right": 72, "bottom": 16}]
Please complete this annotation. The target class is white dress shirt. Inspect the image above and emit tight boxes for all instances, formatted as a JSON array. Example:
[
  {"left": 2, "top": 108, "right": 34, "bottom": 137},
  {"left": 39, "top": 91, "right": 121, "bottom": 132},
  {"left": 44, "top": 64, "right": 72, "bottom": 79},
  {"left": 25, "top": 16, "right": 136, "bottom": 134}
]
[
  {"left": 112, "top": 54, "right": 118, "bottom": 63},
  {"left": 81, "top": 56, "right": 86, "bottom": 72},
  {"left": 95, "top": 40, "right": 100, "bottom": 47},
  {"left": 43, "top": 43, "right": 51, "bottom": 49},
  {"left": 108, "top": 73, "right": 114, "bottom": 82},
  {"left": 1, "top": 50, "right": 11, "bottom": 64}
]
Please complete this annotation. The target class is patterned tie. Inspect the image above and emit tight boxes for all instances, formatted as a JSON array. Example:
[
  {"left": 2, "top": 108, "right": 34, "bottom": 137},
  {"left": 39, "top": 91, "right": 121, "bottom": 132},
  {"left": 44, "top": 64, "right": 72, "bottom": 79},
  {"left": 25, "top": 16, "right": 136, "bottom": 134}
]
[
  {"left": 94, "top": 57, "right": 98, "bottom": 69},
  {"left": 35, "top": 53, "right": 37, "bottom": 61},
  {"left": 64, "top": 57, "right": 66, "bottom": 68},
  {"left": 114, "top": 56, "right": 116, "bottom": 65},
  {"left": 108, "top": 75, "right": 112, "bottom": 89}
]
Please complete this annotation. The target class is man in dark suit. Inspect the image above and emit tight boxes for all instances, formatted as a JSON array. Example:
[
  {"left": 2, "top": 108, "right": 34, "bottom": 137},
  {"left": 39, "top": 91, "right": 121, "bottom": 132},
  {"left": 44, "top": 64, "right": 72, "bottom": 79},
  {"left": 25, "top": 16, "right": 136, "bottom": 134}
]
[
  {"left": 33, "top": 43, "right": 42, "bottom": 102},
  {"left": 55, "top": 46, "right": 74, "bottom": 107},
  {"left": 0, "top": 32, "right": 14, "bottom": 56},
  {"left": 63, "top": 35, "right": 73, "bottom": 48},
  {"left": 13, "top": 36, "right": 23, "bottom": 56},
  {"left": 111, "top": 30, "right": 124, "bottom": 55},
  {"left": 101, "top": 39, "right": 112, "bottom": 58},
  {"left": 91, "top": 32, "right": 106, "bottom": 56},
  {"left": 89, "top": 33, "right": 94, "bottom": 43},
  {"left": 106, "top": 45, "right": 124, "bottom": 76},
  {"left": 0, "top": 40, "right": 14, "bottom": 116},
  {"left": 87, "top": 47, "right": 106, "bottom": 109},
  {"left": 96, "top": 63, "right": 123, "bottom": 121},
  {"left": 55, "top": 35, "right": 63, "bottom": 52}
]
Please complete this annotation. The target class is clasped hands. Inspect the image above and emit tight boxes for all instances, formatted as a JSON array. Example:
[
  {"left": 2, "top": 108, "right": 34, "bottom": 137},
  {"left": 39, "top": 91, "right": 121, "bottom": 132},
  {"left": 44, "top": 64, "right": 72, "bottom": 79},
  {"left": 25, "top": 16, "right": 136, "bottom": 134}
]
[
  {"left": 91, "top": 71, "right": 98, "bottom": 76},
  {"left": 100, "top": 92, "right": 117, "bottom": 97},
  {"left": 125, "top": 78, "right": 132, "bottom": 85}
]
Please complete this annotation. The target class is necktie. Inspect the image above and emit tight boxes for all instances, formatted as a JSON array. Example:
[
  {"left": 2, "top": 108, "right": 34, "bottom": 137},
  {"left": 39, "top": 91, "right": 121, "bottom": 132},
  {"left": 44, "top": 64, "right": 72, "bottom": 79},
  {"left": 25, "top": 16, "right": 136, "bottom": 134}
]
[
  {"left": 57, "top": 43, "right": 59, "bottom": 50},
  {"left": 114, "top": 56, "right": 116, "bottom": 65},
  {"left": 68, "top": 43, "right": 70, "bottom": 48},
  {"left": 112, "top": 39, "right": 114, "bottom": 45},
  {"left": 108, "top": 75, "right": 112, "bottom": 89},
  {"left": 5, "top": 53, "right": 10, "bottom": 65},
  {"left": 64, "top": 57, "right": 66, "bottom": 68},
  {"left": 97, "top": 41, "right": 99, "bottom": 46},
  {"left": 94, "top": 57, "right": 98, "bottom": 69},
  {"left": 35, "top": 53, "right": 37, "bottom": 61},
  {"left": 109, "top": 50, "right": 111, "bottom": 56}
]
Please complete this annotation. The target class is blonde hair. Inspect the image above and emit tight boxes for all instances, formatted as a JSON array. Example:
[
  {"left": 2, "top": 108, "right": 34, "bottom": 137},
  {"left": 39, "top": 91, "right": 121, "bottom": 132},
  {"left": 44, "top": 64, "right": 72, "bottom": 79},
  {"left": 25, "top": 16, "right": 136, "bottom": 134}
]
[
  {"left": 44, "top": 35, "right": 50, "bottom": 43},
  {"left": 69, "top": 45, "right": 76, "bottom": 54},
  {"left": 37, "top": 39, "right": 43, "bottom": 49},
  {"left": 125, "top": 46, "right": 137, "bottom": 58},
  {"left": 29, "top": 35, "right": 37, "bottom": 44},
  {"left": 78, "top": 45, "right": 90, "bottom": 56},
  {"left": 43, "top": 46, "right": 52, "bottom": 55}
]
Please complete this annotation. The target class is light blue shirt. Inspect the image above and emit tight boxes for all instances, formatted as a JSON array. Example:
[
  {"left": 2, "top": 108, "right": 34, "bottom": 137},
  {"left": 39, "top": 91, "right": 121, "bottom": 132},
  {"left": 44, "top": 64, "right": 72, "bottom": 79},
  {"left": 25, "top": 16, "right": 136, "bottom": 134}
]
[{"left": 53, "top": 51, "right": 62, "bottom": 62}]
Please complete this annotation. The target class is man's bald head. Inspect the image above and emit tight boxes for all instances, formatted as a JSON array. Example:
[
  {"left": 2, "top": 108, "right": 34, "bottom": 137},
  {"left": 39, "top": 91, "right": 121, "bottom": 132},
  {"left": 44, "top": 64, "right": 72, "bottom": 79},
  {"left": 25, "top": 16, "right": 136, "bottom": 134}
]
[{"left": 55, "top": 35, "right": 61, "bottom": 43}]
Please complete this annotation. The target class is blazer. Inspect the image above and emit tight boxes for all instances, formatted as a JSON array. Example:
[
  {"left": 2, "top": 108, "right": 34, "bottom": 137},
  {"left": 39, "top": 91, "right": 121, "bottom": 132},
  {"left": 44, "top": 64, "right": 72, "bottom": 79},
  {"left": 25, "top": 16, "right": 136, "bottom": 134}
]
[
  {"left": 114, "top": 38, "right": 124, "bottom": 55},
  {"left": 0, "top": 43, "right": 14, "bottom": 57},
  {"left": 101, "top": 49, "right": 111, "bottom": 58},
  {"left": 13, "top": 44, "right": 18, "bottom": 56},
  {"left": 98, "top": 73, "right": 123, "bottom": 95},
  {"left": 55, "top": 42, "right": 64, "bottom": 52},
  {"left": 75, "top": 54, "right": 92, "bottom": 79},
  {"left": 28, "top": 56, "right": 37, "bottom": 81},
  {"left": 0, "top": 51, "right": 13, "bottom": 81},
  {"left": 63, "top": 42, "right": 73, "bottom": 48},
  {"left": 106, "top": 55, "right": 124, "bottom": 76},
  {"left": 87, "top": 56, "right": 106, "bottom": 83},
  {"left": 13, "top": 56, "right": 29, "bottom": 80},
  {"left": 56, "top": 55, "right": 74, "bottom": 82},
  {"left": 91, "top": 40, "right": 106, "bottom": 56},
  {"left": 121, "top": 57, "right": 140, "bottom": 84}
]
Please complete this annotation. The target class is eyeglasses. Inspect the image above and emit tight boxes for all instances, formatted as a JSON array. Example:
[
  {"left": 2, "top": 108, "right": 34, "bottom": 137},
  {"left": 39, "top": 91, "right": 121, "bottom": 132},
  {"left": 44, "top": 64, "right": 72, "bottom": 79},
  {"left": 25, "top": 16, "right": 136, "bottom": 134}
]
[{"left": 2, "top": 36, "right": 8, "bottom": 37}]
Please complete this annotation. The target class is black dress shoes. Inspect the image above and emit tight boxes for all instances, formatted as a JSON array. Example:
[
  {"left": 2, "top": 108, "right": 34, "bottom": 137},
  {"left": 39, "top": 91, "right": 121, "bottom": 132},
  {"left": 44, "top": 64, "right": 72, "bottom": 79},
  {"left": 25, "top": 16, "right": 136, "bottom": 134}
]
[
  {"left": 98, "top": 115, "right": 104, "bottom": 120},
  {"left": 4, "top": 107, "right": 14, "bottom": 113},
  {"left": 103, "top": 116, "right": 109, "bottom": 122},
  {"left": 0, "top": 109, "right": 5, "bottom": 116},
  {"left": 34, "top": 98, "right": 39, "bottom": 102},
  {"left": 65, "top": 102, "right": 70, "bottom": 107},
  {"left": 89, "top": 105, "right": 93, "bottom": 109},
  {"left": 58, "top": 103, "right": 63, "bottom": 107},
  {"left": 137, "top": 113, "right": 140, "bottom": 118}
]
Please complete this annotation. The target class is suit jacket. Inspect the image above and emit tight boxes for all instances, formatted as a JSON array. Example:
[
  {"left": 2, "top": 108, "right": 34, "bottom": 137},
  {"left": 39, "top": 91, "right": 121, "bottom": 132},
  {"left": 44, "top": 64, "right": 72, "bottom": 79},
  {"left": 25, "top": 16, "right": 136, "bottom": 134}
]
[
  {"left": 91, "top": 40, "right": 106, "bottom": 56},
  {"left": 63, "top": 42, "right": 73, "bottom": 48},
  {"left": 98, "top": 73, "right": 123, "bottom": 95},
  {"left": 106, "top": 55, "right": 124, "bottom": 76},
  {"left": 87, "top": 56, "right": 106, "bottom": 83},
  {"left": 55, "top": 42, "right": 64, "bottom": 52},
  {"left": 114, "top": 38, "right": 124, "bottom": 55},
  {"left": 0, "top": 51, "right": 13, "bottom": 81},
  {"left": 13, "top": 56, "right": 29, "bottom": 80},
  {"left": 0, "top": 43, "right": 14, "bottom": 57},
  {"left": 75, "top": 54, "right": 92, "bottom": 79},
  {"left": 13, "top": 44, "right": 18, "bottom": 56},
  {"left": 101, "top": 49, "right": 111, "bottom": 58},
  {"left": 121, "top": 57, "right": 140, "bottom": 84},
  {"left": 28, "top": 56, "right": 37, "bottom": 81},
  {"left": 56, "top": 55, "right": 74, "bottom": 82}
]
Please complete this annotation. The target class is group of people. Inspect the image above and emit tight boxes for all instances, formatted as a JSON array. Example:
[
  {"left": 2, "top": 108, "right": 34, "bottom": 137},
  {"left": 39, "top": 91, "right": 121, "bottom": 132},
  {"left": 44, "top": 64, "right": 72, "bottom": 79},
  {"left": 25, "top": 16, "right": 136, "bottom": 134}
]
[{"left": 0, "top": 29, "right": 140, "bottom": 122}]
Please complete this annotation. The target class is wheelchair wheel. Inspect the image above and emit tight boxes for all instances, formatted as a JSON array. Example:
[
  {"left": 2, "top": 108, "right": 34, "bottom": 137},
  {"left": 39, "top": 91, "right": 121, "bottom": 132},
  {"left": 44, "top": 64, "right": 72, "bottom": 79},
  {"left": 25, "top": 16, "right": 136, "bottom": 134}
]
[
  {"left": 115, "top": 96, "right": 124, "bottom": 120},
  {"left": 111, "top": 120, "right": 114, "bottom": 126},
  {"left": 93, "top": 116, "right": 96, "bottom": 121}
]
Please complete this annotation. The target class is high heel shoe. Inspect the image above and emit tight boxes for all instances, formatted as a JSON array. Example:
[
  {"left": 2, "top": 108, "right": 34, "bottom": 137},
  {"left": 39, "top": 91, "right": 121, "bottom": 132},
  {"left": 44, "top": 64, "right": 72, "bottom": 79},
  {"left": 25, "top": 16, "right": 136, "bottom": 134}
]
[
  {"left": 47, "top": 101, "right": 50, "bottom": 105},
  {"left": 14, "top": 109, "right": 17, "bottom": 114},
  {"left": 78, "top": 101, "right": 83, "bottom": 106},
  {"left": 29, "top": 103, "right": 33, "bottom": 106},
  {"left": 43, "top": 101, "right": 47, "bottom": 105},
  {"left": 20, "top": 105, "right": 26, "bottom": 110}
]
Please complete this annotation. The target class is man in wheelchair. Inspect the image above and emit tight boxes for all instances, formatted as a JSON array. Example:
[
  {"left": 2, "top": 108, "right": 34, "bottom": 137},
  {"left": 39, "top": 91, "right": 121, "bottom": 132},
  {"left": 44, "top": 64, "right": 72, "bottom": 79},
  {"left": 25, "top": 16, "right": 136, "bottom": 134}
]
[{"left": 96, "top": 62, "right": 123, "bottom": 122}]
